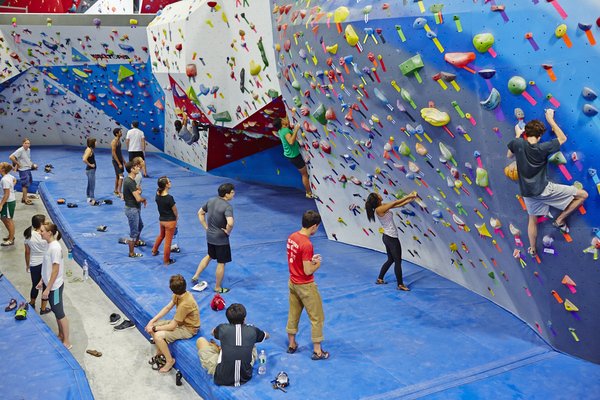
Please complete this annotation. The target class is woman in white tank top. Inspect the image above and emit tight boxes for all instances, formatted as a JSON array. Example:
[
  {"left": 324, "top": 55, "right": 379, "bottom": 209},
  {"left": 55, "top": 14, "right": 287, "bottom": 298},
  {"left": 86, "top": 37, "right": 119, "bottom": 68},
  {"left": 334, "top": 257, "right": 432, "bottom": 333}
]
[
  {"left": 23, "top": 214, "right": 49, "bottom": 312},
  {"left": 365, "top": 191, "right": 418, "bottom": 291}
]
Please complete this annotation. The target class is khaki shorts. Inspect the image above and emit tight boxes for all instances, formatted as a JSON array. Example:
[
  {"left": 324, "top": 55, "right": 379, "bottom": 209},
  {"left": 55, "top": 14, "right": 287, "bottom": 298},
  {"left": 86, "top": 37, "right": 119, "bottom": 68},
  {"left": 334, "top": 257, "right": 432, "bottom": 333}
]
[
  {"left": 197, "top": 340, "right": 257, "bottom": 375},
  {"left": 155, "top": 320, "right": 196, "bottom": 343},
  {"left": 524, "top": 182, "right": 578, "bottom": 216}
]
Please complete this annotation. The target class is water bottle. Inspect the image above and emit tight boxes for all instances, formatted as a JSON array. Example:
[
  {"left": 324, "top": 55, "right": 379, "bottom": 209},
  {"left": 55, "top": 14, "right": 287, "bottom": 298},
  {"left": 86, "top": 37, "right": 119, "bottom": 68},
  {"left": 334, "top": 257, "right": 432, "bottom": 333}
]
[
  {"left": 258, "top": 350, "right": 267, "bottom": 375},
  {"left": 82, "top": 259, "right": 89, "bottom": 281}
]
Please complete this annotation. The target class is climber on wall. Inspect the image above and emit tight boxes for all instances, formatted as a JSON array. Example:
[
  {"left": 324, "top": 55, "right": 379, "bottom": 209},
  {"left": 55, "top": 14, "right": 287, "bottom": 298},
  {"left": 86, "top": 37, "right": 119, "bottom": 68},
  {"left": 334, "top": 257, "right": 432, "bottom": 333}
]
[
  {"left": 274, "top": 117, "right": 316, "bottom": 199},
  {"left": 506, "top": 109, "right": 588, "bottom": 257}
]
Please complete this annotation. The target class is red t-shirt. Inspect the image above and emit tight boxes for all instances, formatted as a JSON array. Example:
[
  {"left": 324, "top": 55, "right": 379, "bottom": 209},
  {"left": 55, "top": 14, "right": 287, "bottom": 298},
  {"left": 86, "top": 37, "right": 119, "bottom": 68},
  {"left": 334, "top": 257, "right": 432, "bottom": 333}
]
[{"left": 287, "top": 231, "right": 314, "bottom": 284}]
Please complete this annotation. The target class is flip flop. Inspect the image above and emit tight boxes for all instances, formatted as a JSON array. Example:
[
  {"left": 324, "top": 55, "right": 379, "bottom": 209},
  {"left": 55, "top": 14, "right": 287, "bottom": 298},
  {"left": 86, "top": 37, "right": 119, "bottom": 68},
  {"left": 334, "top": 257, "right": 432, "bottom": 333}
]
[
  {"left": 4, "top": 298, "right": 17, "bottom": 312},
  {"left": 311, "top": 350, "right": 330, "bottom": 361},
  {"left": 397, "top": 284, "right": 411, "bottom": 291},
  {"left": 21, "top": 200, "right": 33, "bottom": 205},
  {"left": 214, "top": 287, "right": 230, "bottom": 294},
  {"left": 86, "top": 349, "right": 102, "bottom": 357},
  {"left": 552, "top": 221, "right": 570, "bottom": 233},
  {"left": 287, "top": 345, "right": 298, "bottom": 354},
  {"left": 375, "top": 279, "right": 388, "bottom": 285}
]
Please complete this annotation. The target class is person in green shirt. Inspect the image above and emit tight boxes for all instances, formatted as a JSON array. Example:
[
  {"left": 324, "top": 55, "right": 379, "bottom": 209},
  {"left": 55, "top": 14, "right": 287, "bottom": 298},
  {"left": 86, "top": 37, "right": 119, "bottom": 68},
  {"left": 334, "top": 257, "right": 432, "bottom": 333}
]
[{"left": 274, "top": 117, "right": 315, "bottom": 198}]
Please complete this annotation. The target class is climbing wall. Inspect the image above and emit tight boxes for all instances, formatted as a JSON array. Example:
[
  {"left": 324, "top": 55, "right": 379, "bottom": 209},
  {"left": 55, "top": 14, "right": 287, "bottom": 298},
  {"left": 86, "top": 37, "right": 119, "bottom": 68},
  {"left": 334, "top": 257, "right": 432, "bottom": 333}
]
[
  {"left": 81, "top": 0, "right": 134, "bottom": 14},
  {"left": 0, "top": 16, "right": 165, "bottom": 150},
  {"left": 147, "top": 0, "right": 285, "bottom": 170},
  {"left": 271, "top": 0, "right": 600, "bottom": 363}
]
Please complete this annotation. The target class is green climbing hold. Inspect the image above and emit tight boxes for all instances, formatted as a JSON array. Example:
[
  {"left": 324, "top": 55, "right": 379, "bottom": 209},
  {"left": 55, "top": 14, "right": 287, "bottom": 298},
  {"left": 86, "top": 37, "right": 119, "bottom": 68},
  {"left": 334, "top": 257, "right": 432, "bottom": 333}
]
[
  {"left": 472, "top": 33, "right": 495, "bottom": 53},
  {"left": 507, "top": 76, "right": 527, "bottom": 95},
  {"left": 312, "top": 103, "right": 327, "bottom": 125},
  {"left": 548, "top": 151, "right": 567, "bottom": 165},
  {"left": 117, "top": 65, "right": 134, "bottom": 83},
  {"left": 213, "top": 111, "right": 232, "bottom": 123},
  {"left": 475, "top": 167, "right": 489, "bottom": 187}
]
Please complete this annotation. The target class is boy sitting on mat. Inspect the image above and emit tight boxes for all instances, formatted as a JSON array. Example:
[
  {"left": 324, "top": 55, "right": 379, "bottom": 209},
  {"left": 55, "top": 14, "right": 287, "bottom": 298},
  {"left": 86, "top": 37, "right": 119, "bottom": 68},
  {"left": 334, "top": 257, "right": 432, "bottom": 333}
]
[
  {"left": 145, "top": 274, "right": 200, "bottom": 373},
  {"left": 196, "top": 303, "right": 269, "bottom": 386}
]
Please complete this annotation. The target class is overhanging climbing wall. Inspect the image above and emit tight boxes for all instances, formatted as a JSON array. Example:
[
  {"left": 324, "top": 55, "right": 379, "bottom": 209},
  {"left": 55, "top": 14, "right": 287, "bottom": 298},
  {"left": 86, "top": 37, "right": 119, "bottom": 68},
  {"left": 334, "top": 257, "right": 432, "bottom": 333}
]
[{"left": 271, "top": 0, "right": 600, "bottom": 363}]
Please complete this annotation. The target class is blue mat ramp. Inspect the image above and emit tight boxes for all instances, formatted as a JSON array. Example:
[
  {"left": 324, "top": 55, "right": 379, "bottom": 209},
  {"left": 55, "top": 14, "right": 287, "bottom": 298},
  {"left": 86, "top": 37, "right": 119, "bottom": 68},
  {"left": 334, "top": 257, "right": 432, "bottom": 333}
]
[{"left": 0, "top": 276, "right": 94, "bottom": 400}]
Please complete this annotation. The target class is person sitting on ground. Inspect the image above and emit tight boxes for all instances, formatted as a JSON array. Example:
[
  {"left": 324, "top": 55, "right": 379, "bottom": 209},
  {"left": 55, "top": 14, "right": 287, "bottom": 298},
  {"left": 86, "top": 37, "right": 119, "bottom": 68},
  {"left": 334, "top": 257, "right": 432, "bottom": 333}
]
[
  {"left": 507, "top": 109, "right": 588, "bottom": 256},
  {"left": 196, "top": 303, "right": 269, "bottom": 386},
  {"left": 274, "top": 117, "right": 316, "bottom": 199},
  {"left": 151, "top": 176, "right": 178, "bottom": 265},
  {"left": 24, "top": 214, "right": 49, "bottom": 312},
  {"left": 145, "top": 274, "right": 200, "bottom": 374},
  {"left": 0, "top": 162, "right": 17, "bottom": 246}
]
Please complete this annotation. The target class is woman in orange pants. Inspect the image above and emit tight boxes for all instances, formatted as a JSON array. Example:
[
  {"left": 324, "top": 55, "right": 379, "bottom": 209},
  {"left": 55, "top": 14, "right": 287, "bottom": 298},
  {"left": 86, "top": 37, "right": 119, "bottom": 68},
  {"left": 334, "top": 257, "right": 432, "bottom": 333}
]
[{"left": 152, "top": 177, "right": 178, "bottom": 265}]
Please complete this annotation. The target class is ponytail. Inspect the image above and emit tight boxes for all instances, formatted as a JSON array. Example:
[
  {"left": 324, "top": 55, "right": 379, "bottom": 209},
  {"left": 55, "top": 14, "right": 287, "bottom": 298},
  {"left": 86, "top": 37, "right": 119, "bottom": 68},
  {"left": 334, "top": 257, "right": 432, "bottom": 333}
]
[
  {"left": 24, "top": 214, "right": 46, "bottom": 239},
  {"left": 156, "top": 176, "right": 169, "bottom": 195},
  {"left": 365, "top": 193, "right": 381, "bottom": 223},
  {"left": 42, "top": 222, "right": 62, "bottom": 241}
]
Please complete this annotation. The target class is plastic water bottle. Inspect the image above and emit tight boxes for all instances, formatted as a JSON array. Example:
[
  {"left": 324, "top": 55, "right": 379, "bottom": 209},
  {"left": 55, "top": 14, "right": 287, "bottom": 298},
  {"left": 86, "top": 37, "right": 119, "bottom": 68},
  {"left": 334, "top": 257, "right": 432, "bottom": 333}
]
[
  {"left": 82, "top": 259, "right": 89, "bottom": 281},
  {"left": 258, "top": 350, "right": 267, "bottom": 375}
]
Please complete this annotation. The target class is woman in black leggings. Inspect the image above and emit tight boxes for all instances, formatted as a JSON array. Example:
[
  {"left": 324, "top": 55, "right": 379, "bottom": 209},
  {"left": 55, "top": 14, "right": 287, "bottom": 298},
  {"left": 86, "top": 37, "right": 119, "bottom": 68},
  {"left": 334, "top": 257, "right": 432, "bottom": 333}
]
[
  {"left": 24, "top": 214, "right": 49, "bottom": 312},
  {"left": 365, "top": 191, "right": 418, "bottom": 291}
]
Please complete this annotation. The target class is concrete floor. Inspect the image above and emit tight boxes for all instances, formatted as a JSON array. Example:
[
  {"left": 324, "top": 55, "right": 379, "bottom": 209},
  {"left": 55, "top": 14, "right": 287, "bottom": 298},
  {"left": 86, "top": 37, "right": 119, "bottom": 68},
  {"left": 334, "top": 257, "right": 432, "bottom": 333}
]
[{"left": 0, "top": 198, "right": 202, "bottom": 400}]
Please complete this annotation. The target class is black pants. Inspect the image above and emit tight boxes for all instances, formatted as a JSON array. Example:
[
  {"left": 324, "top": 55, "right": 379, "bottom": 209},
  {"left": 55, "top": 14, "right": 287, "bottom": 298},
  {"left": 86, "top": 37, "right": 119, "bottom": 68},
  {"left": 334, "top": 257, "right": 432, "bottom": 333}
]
[
  {"left": 29, "top": 264, "right": 44, "bottom": 300},
  {"left": 379, "top": 234, "right": 404, "bottom": 285}
]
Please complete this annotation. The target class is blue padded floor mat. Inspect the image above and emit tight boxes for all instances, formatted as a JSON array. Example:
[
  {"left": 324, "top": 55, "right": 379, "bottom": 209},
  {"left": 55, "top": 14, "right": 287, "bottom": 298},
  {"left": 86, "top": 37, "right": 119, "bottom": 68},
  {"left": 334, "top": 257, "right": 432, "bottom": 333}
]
[
  {"left": 0, "top": 274, "right": 93, "bottom": 400},
  {"left": 3, "top": 146, "right": 599, "bottom": 400}
]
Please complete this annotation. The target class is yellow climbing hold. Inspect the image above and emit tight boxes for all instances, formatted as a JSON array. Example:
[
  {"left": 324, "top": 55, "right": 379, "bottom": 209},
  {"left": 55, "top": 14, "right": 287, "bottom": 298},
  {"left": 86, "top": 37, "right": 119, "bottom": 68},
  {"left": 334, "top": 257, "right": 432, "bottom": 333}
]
[
  {"left": 345, "top": 25, "right": 359, "bottom": 47},
  {"left": 72, "top": 68, "right": 89, "bottom": 78}
]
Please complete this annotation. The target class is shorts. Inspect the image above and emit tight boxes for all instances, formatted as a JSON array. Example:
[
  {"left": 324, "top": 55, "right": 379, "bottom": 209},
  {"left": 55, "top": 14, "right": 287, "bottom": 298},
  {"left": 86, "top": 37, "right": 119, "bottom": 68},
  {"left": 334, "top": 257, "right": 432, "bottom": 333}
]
[
  {"left": 208, "top": 243, "right": 232, "bottom": 264},
  {"left": 0, "top": 201, "right": 16, "bottom": 219},
  {"left": 524, "top": 182, "right": 578, "bottom": 216},
  {"left": 288, "top": 154, "right": 306, "bottom": 170},
  {"left": 19, "top": 169, "right": 32, "bottom": 188},
  {"left": 128, "top": 151, "right": 145, "bottom": 162},
  {"left": 124, "top": 206, "right": 144, "bottom": 240},
  {"left": 49, "top": 284, "right": 65, "bottom": 319},
  {"left": 154, "top": 320, "right": 197, "bottom": 343},
  {"left": 112, "top": 160, "right": 124, "bottom": 176}
]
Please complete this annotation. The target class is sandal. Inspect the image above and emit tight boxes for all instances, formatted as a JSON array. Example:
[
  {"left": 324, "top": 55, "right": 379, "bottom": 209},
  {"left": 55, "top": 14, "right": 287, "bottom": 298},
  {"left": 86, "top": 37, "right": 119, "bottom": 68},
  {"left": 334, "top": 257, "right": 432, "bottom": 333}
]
[
  {"left": 311, "top": 350, "right": 330, "bottom": 360},
  {"left": 5, "top": 298, "right": 17, "bottom": 312},
  {"left": 527, "top": 247, "right": 537, "bottom": 257},
  {"left": 151, "top": 250, "right": 159, "bottom": 256},
  {"left": 165, "top": 259, "right": 176, "bottom": 265},
  {"left": 40, "top": 307, "right": 52, "bottom": 315},
  {"left": 397, "top": 284, "right": 411, "bottom": 291},
  {"left": 129, "top": 253, "right": 143, "bottom": 258},
  {"left": 214, "top": 287, "right": 230, "bottom": 294},
  {"left": 135, "top": 240, "right": 146, "bottom": 247},
  {"left": 375, "top": 278, "right": 387, "bottom": 285},
  {"left": 552, "top": 221, "right": 570, "bottom": 234},
  {"left": 1, "top": 240, "right": 14, "bottom": 247},
  {"left": 21, "top": 199, "right": 33, "bottom": 205},
  {"left": 287, "top": 345, "right": 298, "bottom": 354},
  {"left": 86, "top": 349, "right": 102, "bottom": 357}
]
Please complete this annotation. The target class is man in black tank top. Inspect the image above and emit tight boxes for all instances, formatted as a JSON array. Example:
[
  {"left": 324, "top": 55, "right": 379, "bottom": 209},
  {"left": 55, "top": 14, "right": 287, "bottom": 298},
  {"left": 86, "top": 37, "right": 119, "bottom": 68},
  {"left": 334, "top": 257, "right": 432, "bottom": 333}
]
[{"left": 111, "top": 127, "right": 125, "bottom": 197}]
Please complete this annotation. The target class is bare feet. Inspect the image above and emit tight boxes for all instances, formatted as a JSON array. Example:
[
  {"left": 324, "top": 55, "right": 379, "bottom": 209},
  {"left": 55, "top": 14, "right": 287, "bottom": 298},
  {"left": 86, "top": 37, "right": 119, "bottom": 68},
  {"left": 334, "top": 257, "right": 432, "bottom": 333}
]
[
  {"left": 64, "top": 342, "right": 73, "bottom": 350},
  {"left": 159, "top": 358, "right": 175, "bottom": 373}
]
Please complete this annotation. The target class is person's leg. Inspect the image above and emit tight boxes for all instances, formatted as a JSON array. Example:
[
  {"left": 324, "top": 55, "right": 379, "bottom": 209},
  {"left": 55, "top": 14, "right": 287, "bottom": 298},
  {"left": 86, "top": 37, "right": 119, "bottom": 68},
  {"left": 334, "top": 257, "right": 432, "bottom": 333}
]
[
  {"left": 378, "top": 235, "right": 394, "bottom": 282},
  {"left": 297, "top": 283, "right": 325, "bottom": 356},
  {"left": 22, "top": 185, "right": 29, "bottom": 202},
  {"left": 7, "top": 219, "right": 14, "bottom": 242},
  {"left": 152, "top": 331, "right": 175, "bottom": 371},
  {"left": 298, "top": 166, "right": 312, "bottom": 196},
  {"left": 162, "top": 221, "right": 176, "bottom": 264},
  {"left": 29, "top": 265, "right": 42, "bottom": 307},
  {"left": 137, "top": 210, "right": 144, "bottom": 242},
  {"left": 527, "top": 215, "right": 539, "bottom": 255},
  {"left": 125, "top": 207, "right": 140, "bottom": 256},
  {"left": 387, "top": 236, "right": 405, "bottom": 288},
  {"left": 196, "top": 338, "right": 219, "bottom": 375},
  {"left": 152, "top": 221, "right": 166, "bottom": 255},
  {"left": 192, "top": 255, "right": 212, "bottom": 281},
  {"left": 90, "top": 169, "right": 96, "bottom": 200},
  {"left": 555, "top": 189, "right": 589, "bottom": 226},
  {"left": 58, "top": 317, "right": 70, "bottom": 348},
  {"left": 215, "top": 263, "right": 226, "bottom": 291},
  {"left": 286, "top": 282, "right": 304, "bottom": 350}
]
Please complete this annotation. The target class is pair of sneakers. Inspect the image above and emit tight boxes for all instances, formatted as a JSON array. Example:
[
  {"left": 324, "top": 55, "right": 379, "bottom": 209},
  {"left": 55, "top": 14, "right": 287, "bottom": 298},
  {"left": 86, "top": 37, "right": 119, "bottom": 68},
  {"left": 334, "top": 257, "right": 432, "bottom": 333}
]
[{"left": 110, "top": 313, "right": 135, "bottom": 331}]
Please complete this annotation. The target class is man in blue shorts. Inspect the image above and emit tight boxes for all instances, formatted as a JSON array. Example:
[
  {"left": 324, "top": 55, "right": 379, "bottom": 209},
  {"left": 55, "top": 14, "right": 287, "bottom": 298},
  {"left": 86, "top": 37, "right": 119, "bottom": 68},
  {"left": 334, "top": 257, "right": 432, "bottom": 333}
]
[{"left": 10, "top": 138, "right": 37, "bottom": 205}]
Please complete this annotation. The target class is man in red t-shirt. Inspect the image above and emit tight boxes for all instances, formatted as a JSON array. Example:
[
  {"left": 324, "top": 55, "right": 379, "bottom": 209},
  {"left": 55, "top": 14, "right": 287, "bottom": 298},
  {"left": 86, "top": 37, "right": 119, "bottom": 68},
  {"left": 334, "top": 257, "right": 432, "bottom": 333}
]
[{"left": 286, "top": 210, "right": 329, "bottom": 360}]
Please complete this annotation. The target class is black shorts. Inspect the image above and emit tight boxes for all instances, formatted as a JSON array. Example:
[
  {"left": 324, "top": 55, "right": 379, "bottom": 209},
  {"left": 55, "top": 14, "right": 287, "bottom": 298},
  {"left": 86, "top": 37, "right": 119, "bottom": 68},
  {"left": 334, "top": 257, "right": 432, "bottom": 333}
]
[
  {"left": 288, "top": 154, "right": 306, "bottom": 170},
  {"left": 49, "top": 284, "right": 65, "bottom": 319},
  {"left": 112, "top": 160, "right": 124, "bottom": 176},
  {"left": 207, "top": 243, "right": 232, "bottom": 264},
  {"left": 128, "top": 151, "right": 145, "bottom": 162}
]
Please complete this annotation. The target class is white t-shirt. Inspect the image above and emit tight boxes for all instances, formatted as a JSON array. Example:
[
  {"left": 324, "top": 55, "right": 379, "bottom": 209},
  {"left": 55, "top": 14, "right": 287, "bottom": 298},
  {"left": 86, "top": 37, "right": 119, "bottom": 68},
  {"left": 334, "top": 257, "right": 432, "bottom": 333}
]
[
  {"left": 10, "top": 146, "right": 32, "bottom": 170},
  {"left": 25, "top": 230, "right": 48, "bottom": 266},
  {"left": 1, "top": 173, "right": 16, "bottom": 202},
  {"left": 126, "top": 128, "right": 145, "bottom": 152},
  {"left": 42, "top": 240, "right": 64, "bottom": 290}
]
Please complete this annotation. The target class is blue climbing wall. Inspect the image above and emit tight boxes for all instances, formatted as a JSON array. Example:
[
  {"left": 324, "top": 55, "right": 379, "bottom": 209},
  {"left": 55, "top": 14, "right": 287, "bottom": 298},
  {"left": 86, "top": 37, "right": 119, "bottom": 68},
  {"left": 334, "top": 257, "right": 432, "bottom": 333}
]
[{"left": 270, "top": 0, "right": 600, "bottom": 363}]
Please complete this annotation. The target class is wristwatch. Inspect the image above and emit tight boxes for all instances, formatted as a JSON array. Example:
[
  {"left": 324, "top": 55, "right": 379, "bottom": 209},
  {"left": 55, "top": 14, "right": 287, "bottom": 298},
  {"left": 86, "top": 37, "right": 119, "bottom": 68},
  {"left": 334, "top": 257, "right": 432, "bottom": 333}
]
[{"left": 152, "top": 326, "right": 157, "bottom": 332}]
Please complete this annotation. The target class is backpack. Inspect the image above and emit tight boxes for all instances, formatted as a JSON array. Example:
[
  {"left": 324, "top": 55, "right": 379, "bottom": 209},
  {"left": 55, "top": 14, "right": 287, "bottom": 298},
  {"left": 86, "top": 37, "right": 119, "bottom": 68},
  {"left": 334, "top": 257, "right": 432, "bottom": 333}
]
[{"left": 210, "top": 293, "right": 225, "bottom": 311}]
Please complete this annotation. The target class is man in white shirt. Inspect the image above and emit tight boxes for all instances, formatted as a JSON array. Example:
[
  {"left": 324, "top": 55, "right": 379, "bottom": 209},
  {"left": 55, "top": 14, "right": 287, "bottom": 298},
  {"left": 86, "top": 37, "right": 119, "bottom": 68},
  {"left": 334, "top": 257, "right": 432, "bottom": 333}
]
[
  {"left": 9, "top": 138, "right": 37, "bottom": 205},
  {"left": 125, "top": 121, "right": 148, "bottom": 177}
]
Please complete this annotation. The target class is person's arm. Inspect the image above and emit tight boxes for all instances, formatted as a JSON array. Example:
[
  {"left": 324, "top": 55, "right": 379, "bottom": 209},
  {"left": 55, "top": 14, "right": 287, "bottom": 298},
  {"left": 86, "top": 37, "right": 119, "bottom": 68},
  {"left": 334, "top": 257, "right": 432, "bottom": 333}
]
[
  {"left": 545, "top": 109, "right": 566, "bottom": 145},
  {"left": 24, "top": 244, "right": 31, "bottom": 273},
  {"left": 42, "top": 263, "right": 60, "bottom": 299},
  {"left": 145, "top": 301, "right": 176, "bottom": 333},
  {"left": 111, "top": 140, "right": 121, "bottom": 167},
  {"left": 172, "top": 204, "right": 178, "bottom": 222},
  {"left": 141, "top": 134, "right": 146, "bottom": 152},
  {"left": 223, "top": 216, "right": 234, "bottom": 236},
  {"left": 125, "top": 137, "right": 130, "bottom": 149},
  {"left": 82, "top": 148, "right": 94, "bottom": 168},
  {"left": 303, "top": 257, "right": 321, "bottom": 275},
  {"left": 198, "top": 208, "right": 208, "bottom": 230},
  {"left": 9, "top": 154, "right": 19, "bottom": 170},
  {"left": 376, "top": 192, "right": 417, "bottom": 216},
  {"left": 132, "top": 188, "right": 146, "bottom": 207},
  {"left": 0, "top": 187, "right": 9, "bottom": 209},
  {"left": 284, "top": 125, "right": 299, "bottom": 145}
]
